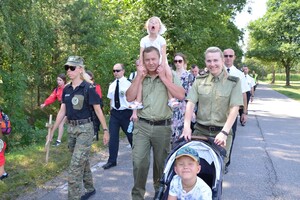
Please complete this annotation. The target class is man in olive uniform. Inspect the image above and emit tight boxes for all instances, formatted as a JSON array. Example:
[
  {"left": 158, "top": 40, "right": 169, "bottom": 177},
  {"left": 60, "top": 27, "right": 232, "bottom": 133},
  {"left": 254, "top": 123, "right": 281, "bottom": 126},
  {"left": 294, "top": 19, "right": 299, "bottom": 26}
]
[
  {"left": 126, "top": 46, "right": 185, "bottom": 200},
  {"left": 181, "top": 47, "right": 243, "bottom": 168}
]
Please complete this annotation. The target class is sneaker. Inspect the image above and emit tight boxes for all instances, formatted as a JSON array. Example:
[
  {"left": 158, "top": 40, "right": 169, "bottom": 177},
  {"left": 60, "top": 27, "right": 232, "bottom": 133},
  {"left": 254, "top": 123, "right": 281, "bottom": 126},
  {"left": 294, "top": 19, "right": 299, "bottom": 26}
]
[
  {"left": 81, "top": 189, "right": 96, "bottom": 200},
  {"left": 52, "top": 140, "right": 61, "bottom": 146},
  {"left": 128, "top": 101, "right": 143, "bottom": 110},
  {"left": 0, "top": 173, "right": 8, "bottom": 180}
]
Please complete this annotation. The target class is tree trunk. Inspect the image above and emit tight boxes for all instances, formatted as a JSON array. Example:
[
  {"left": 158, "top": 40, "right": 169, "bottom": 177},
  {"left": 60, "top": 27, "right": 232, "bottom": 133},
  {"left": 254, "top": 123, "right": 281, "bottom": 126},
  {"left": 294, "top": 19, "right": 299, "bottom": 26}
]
[
  {"left": 285, "top": 65, "right": 290, "bottom": 86},
  {"left": 271, "top": 67, "right": 275, "bottom": 84}
]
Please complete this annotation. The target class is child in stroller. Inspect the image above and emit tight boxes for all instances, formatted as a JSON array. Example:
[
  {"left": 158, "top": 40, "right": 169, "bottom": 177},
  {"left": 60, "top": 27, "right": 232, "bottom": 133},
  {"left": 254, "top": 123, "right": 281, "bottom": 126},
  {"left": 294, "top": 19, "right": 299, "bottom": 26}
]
[{"left": 155, "top": 136, "right": 226, "bottom": 200}]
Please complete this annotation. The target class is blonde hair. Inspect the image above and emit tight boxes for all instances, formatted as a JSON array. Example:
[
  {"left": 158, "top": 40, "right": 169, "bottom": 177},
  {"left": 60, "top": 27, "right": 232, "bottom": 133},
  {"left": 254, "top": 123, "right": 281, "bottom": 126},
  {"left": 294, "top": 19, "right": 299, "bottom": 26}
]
[
  {"left": 145, "top": 16, "right": 167, "bottom": 35},
  {"left": 204, "top": 47, "right": 228, "bottom": 79},
  {"left": 79, "top": 66, "right": 93, "bottom": 84}
]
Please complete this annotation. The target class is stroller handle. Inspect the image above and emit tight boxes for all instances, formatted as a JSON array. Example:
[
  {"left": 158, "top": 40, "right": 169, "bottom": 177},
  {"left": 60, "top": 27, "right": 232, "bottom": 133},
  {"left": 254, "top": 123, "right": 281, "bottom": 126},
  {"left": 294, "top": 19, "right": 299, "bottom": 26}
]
[{"left": 191, "top": 135, "right": 209, "bottom": 141}]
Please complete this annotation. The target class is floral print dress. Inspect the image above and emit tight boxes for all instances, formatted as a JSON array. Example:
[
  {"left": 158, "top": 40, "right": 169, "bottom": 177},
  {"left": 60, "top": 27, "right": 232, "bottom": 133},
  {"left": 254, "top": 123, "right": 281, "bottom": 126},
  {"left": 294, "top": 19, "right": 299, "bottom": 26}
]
[{"left": 171, "top": 70, "right": 195, "bottom": 145}]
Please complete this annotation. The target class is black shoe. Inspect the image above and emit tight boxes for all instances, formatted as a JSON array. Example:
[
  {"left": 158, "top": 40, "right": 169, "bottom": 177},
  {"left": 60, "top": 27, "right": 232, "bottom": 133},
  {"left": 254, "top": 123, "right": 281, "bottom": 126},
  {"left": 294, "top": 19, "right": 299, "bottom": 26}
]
[
  {"left": 81, "top": 189, "right": 96, "bottom": 200},
  {"left": 102, "top": 162, "right": 116, "bottom": 170},
  {"left": 0, "top": 173, "right": 8, "bottom": 180}
]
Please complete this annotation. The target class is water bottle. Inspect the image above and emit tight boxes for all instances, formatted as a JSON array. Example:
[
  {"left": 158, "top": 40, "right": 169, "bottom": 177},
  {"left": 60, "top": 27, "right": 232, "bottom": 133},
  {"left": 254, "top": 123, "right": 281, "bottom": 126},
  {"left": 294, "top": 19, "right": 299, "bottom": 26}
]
[{"left": 127, "top": 121, "right": 134, "bottom": 133}]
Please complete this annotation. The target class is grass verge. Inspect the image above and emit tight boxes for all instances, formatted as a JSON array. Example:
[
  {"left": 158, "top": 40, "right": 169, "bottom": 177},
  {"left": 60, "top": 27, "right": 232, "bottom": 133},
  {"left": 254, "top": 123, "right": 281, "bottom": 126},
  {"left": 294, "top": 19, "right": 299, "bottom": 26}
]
[
  {"left": 0, "top": 135, "right": 104, "bottom": 200},
  {"left": 267, "top": 81, "right": 300, "bottom": 102}
]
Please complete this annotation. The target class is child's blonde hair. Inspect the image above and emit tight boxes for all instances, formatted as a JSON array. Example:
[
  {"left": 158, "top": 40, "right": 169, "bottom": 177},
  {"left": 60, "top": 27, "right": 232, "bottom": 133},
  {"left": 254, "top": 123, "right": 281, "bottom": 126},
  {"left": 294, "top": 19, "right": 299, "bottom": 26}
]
[{"left": 145, "top": 16, "right": 167, "bottom": 35}]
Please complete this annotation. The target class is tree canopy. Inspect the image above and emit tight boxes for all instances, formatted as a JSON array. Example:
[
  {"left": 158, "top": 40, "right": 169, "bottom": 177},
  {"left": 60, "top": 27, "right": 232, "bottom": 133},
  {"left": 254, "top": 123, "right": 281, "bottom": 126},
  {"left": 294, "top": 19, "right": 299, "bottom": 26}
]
[
  {"left": 246, "top": 0, "right": 300, "bottom": 86},
  {"left": 0, "top": 0, "right": 247, "bottom": 148}
]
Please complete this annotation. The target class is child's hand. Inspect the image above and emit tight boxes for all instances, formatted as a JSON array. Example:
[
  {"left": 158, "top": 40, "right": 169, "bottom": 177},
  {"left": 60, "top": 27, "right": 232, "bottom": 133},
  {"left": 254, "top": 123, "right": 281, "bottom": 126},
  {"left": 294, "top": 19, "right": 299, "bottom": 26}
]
[{"left": 156, "top": 65, "right": 166, "bottom": 79}]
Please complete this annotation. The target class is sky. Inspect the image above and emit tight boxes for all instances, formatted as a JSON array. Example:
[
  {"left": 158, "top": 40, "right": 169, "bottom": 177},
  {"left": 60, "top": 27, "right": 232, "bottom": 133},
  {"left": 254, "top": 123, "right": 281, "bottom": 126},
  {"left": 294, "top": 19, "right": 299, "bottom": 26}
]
[{"left": 234, "top": 0, "right": 268, "bottom": 52}]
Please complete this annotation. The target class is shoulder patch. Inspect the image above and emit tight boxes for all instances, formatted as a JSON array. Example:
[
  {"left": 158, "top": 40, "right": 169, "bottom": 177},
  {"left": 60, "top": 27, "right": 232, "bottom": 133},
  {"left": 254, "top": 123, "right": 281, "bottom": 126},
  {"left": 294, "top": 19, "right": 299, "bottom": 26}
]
[{"left": 227, "top": 75, "right": 239, "bottom": 82}]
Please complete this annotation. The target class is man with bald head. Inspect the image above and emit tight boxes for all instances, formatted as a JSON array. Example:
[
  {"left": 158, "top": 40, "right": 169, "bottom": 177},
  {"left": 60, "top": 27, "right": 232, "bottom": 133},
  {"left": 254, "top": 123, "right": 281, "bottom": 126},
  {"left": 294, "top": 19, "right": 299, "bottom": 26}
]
[
  {"left": 102, "top": 63, "right": 134, "bottom": 170},
  {"left": 223, "top": 48, "right": 250, "bottom": 173}
]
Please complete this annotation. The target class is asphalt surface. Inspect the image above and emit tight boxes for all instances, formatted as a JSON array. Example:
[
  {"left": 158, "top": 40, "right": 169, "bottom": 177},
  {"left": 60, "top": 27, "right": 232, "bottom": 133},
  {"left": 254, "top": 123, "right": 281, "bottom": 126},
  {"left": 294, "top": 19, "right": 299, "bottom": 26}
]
[{"left": 17, "top": 83, "right": 300, "bottom": 200}]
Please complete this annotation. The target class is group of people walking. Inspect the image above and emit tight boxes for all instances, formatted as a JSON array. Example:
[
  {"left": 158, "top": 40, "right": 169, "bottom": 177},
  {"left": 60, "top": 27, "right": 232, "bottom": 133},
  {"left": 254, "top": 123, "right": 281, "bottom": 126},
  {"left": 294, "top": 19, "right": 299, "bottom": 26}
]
[{"left": 29, "top": 15, "right": 257, "bottom": 200}]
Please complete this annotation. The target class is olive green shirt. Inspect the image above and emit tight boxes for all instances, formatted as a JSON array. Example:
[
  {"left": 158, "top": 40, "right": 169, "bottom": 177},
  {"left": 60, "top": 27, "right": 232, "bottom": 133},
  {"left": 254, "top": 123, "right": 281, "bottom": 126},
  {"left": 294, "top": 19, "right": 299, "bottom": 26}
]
[
  {"left": 187, "top": 70, "right": 243, "bottom": 127},
  {"left": 139, "top": 72, "right": 182, "bottom": 120}
]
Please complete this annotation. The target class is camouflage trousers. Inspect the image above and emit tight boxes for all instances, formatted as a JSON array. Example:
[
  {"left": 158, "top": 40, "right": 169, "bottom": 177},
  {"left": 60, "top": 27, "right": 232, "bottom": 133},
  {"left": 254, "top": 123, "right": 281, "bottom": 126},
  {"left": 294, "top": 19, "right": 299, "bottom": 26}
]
[{"left": 67, "top": 122, "right": 95, "bottom": 200}]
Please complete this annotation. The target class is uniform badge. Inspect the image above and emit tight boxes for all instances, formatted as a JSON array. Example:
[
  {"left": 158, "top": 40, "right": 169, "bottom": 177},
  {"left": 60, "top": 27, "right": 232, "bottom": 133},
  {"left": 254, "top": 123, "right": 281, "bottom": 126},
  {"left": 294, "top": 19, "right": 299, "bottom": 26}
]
[
  {"left": 72, "top": 97, "right": 79, "bottom": 105},
  {"left": 120, "top": 91, "right": 125, "bottom": 97}
]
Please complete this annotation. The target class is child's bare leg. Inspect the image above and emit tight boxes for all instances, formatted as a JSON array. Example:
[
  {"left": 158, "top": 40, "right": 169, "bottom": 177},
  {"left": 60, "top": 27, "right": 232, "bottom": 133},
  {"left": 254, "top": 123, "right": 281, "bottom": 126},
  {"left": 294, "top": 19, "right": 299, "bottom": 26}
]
[
  {"left": 57, "top": 116, "right": 66, "bottom": 142},
  {"left": 164, "top": 63, "right": 178, "bottom": 107}
]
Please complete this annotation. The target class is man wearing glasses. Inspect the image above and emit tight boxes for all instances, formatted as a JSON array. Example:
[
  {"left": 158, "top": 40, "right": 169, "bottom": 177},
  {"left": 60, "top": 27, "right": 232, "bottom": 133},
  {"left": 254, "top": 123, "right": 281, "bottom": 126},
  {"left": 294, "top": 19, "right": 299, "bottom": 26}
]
[
  {"left": 223, "top": 48, "right": 251, "bottom": 173},
  {"left": 102, "top": 63, "right": 134, "bottom": 170}
]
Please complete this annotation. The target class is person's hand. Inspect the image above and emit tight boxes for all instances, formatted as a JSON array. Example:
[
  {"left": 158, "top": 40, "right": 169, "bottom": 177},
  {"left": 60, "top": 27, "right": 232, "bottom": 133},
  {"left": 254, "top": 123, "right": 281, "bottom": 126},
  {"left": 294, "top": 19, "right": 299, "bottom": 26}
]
[
  {"left": 241, "top": 113, "right": 248, "bottom": 124},
  {"left": 214, "top": 132, "right": 227, "bottom": 147},
  {"left": 250, "top": 96, "right": 254, "bottom": 102},
  {"left": 180, "top": 125, "right": 192, "bottom": 141},
  {"left": 156, "top": 65, "right": 167, "bottom": 80},
  {"left": 103, "top": 131, "right": 109, "bottom": 145},
  {"left": 137, "top": 64, "right": 147, "bottom": 78},
  {"left": 130, "top": 111, "right": 138, "bottom": 122}
]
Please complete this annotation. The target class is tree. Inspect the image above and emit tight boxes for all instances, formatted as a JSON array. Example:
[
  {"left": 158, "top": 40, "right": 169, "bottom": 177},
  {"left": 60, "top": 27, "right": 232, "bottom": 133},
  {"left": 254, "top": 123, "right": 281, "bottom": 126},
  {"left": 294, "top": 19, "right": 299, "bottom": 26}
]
[{"left": 247, "top": 0, "right": 300, "bottom": 86}]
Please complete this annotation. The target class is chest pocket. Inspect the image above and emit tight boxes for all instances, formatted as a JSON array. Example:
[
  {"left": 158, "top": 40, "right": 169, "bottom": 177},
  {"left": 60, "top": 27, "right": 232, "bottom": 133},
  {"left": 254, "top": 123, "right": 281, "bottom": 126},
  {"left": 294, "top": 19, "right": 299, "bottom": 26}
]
[
  {"left": 72, "top": 94, "right": 84, "bottom": 110},
  {"left": 198, "top": 84, "right": 212, "bottom": 95}
]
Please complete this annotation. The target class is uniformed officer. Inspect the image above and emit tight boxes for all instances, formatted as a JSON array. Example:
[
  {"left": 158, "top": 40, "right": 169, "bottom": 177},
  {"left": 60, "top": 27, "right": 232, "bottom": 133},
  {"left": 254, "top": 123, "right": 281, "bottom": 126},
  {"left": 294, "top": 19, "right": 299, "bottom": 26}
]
[
  {"left": 126, "top": 46, "right": 185, "bottom": 200},
  {"left": 102, "top": 63, "right": 134, "bottom": 170},
  {"left": 181, "top": 47, "right": 243, "bottom": 169},
  {"left": 49, "top": 56, "right": 109, "bottom": 200}
]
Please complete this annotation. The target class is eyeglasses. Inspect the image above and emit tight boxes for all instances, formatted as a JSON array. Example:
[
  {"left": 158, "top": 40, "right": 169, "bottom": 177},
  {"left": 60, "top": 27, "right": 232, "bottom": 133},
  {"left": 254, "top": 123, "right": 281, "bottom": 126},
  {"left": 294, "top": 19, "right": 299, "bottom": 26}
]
[
  {"left": 174, "top": 60, "right": 183, "bottom": 64},
  {"left": 224, "top": 55, "right": 234, "bottom": 58},
  {"left": 113, "top": 69, "right": 122, "bottom": 73},
  {"left": 65, "top": 65, "right": 77, "bottom": 71}
]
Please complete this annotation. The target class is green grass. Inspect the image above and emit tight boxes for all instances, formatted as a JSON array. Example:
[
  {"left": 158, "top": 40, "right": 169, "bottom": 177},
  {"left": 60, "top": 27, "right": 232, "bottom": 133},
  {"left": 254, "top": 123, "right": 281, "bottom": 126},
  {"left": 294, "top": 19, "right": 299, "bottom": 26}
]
[
  {"left": 0, "top": 134, "right": 105, "bottom": 200},
  {"left": 268, "top": 81, "right": 300, "bottom": 102}
]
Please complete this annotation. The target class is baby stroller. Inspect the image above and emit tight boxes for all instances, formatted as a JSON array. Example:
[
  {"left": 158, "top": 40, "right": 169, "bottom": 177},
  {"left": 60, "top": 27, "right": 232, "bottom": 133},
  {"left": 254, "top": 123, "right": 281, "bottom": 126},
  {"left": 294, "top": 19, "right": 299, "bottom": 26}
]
[{"left": 154, "top": 136, "right": 226, "bottom": 200}]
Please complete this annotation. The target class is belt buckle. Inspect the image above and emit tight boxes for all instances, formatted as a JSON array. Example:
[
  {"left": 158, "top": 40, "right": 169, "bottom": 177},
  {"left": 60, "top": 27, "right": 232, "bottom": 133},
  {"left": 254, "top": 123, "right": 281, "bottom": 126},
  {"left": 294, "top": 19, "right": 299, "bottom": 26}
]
[
  {"left": 149, "top": 120, "right": 155, "bottom": 126},
  {"left": 208, "top": 126, "right": 216, "bottom": 132}
]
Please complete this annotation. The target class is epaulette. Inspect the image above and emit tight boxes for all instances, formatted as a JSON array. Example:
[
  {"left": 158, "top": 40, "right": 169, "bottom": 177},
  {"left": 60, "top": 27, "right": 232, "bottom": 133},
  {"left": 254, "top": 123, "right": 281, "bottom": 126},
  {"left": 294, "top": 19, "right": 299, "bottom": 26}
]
[
  {"left": 227, "top": 75, "right": 239, "bottom": 82},
  {"left": 196, "top": 73, "right": 209, "bottom": 79}
]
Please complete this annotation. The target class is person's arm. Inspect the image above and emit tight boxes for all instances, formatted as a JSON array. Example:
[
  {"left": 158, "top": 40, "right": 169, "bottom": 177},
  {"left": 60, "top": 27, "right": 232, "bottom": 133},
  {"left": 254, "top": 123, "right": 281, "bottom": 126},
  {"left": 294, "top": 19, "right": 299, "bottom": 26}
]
[
  {"left": 126, "top": 65, "right": 146, "bottom": 102},
  {"left": 93, "top": 104, "right": 109, "bottom": 145},
  {"left": 180, "top": 101, "right": 195, "bottom": 141},
  {"left": 167, "top": 195, "right": 177, "bottom": 200},
  {"left": 214, "top": 105, "right": 239, "bottom": 147},
  {"left": 156, "top": 66, "right": 185, "bottom": 100},
  {"left": 240, "top": 92, "right": 248, "bottom": 122},
  {"left": 41, "top": 89, "right": 58, "bottom": 108},
  {"left": 49, "top": 104, "right": 66, "bottom": 141}
]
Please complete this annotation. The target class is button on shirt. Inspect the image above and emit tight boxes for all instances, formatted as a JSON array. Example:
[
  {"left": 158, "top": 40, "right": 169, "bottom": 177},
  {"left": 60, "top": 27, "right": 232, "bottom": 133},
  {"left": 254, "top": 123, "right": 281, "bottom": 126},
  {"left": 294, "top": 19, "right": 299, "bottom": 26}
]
[
  {"left": 187, "top": 70, "right": 243, "bottom": 127},
  {"left": 107, "top": 76, "right": 132, "bottom": 110},
  {"left": 226, "top": 66, "right": 250, "bottom": 93}
]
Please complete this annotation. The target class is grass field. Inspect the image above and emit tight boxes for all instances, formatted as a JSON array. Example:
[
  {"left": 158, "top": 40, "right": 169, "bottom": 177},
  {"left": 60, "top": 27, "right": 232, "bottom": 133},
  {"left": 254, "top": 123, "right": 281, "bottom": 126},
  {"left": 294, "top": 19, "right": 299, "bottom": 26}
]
[{"left": 268, "top": 81, "right": 300, "bottom": 102}]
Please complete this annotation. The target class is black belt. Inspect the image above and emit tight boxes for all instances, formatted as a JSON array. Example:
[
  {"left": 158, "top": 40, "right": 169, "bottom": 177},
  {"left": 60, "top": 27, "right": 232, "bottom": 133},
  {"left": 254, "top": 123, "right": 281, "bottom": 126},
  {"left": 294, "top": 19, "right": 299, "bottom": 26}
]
[
  {"left": 68, "top": 118, "right": 92, "bottom": 126},
  {"left": 139, "top": 118, "right": 171, "bottom": 126},
  {"left": 197, "top": 123, "right": 223, "bottom": 132}
]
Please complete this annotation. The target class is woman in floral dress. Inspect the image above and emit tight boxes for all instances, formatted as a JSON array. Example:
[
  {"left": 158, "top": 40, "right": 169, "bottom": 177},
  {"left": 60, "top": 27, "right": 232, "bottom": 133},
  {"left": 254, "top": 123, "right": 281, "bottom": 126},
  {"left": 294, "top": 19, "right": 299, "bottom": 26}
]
[{"left": 171, "top": 53, "right": 195, "bottom": 147}]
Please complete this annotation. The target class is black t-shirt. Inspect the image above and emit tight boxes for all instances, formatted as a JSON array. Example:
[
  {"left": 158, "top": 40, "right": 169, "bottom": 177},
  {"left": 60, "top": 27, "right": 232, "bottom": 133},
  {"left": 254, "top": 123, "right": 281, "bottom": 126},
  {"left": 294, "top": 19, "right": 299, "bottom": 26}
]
[{"left": 62, "top": 81, "right": 101, "bottom": 120}]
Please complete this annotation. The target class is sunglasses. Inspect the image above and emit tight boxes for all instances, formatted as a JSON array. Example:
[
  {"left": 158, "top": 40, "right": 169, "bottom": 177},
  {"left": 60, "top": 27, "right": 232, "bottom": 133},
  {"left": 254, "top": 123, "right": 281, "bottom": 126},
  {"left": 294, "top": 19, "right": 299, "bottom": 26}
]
[
  {"left": 113, "top": 69, "right": 122, "bottom": 73},
  {"left": 224, "top": 55, "right": 234, "bottom": 58},
  {"left": 174, "top": 60, "right": 183, "bottom": 64},
  {"left": 65, "top": 65, "right": 77, "bottom": 71}
]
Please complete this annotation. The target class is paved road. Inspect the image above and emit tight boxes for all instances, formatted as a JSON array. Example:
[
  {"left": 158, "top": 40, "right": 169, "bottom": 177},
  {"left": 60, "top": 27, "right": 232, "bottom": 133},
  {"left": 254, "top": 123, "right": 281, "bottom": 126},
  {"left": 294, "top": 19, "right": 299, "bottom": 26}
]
[{"left": 18, "top": 83, "right": 300, "bottom": 200}]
